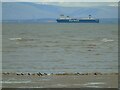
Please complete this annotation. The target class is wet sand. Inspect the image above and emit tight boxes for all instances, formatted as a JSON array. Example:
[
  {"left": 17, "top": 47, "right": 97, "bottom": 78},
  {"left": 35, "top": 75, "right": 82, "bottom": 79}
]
[{"left": 2, "top": 72, "right": 118, "bottom": 88}]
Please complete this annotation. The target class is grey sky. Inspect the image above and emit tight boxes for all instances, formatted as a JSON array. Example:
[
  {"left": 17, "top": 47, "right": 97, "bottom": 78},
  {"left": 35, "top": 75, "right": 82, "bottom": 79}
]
[
  {"left": 1, "top": 0, "right": 119, "bottom": 7},
  {"left": 2, "top": 0, "right": 119, "bottom": 2},
  {"left": 40, "top": 2, "right": 118, "bottom": 7}
]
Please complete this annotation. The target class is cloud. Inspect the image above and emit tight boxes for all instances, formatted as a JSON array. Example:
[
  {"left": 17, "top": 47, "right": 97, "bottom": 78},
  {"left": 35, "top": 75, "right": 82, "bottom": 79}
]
[
  {"left": 108, "top": 3, "right": 118, "bottom": 7},
  {"left": 49, "top": 2, "right": 118, "bottom": 7}
]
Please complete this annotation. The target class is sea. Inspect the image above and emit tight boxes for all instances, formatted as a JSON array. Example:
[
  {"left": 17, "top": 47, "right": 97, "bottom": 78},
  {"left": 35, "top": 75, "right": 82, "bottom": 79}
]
[{"left": 2, "top": 22, "right": 118, "bottom": 74}]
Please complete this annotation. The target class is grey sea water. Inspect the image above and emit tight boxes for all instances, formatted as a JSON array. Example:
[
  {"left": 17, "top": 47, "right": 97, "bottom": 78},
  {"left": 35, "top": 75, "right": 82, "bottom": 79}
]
[{"left": 2, "top": 23, "right": 118, "bottom": 73}]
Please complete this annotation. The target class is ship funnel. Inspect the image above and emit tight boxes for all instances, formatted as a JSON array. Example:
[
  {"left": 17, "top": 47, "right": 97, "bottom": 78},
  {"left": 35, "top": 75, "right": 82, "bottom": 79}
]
[
  {"left": 89, "top": 15, "right": 91, "bottom": 19},
  {"left": 60, "top": 14, "right": 65, "bottom": 19},
  {"left": 66, "top": 16, "right": 70, "bottom": 19}
]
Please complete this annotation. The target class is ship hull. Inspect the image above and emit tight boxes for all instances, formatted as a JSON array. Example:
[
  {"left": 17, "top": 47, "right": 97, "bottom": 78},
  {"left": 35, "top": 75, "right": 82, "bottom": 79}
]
[{"left": 56, "top": 19, "right": 99, "bottom": 23}]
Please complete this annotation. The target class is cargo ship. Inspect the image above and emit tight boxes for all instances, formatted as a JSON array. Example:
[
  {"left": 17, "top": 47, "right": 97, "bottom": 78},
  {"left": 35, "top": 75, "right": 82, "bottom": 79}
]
[{"left": 56, "top": 15, "right": 99, "bottom": 23}]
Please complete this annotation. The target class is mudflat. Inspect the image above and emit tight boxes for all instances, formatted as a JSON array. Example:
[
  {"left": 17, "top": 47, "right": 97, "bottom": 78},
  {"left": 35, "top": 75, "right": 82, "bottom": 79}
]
[{"left": 2, "top": 73, "right": 118, "bottom": 88}]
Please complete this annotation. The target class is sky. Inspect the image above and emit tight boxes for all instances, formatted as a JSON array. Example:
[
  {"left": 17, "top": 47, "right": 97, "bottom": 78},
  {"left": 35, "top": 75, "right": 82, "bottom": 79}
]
[
  {"left": 1, "top": 0, "right": 119, "bottom": 2},
  {"left": 1, "top": 0, "right": 119, "bottom": 7},
  {"left": 39, "top": 2, "right": 118, "bottom": 7}
]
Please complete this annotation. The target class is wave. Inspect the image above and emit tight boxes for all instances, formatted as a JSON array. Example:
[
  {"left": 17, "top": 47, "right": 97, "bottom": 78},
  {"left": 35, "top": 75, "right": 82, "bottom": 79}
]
[{"left": 101, "top": 38, "right": 114, "bottom": 42}]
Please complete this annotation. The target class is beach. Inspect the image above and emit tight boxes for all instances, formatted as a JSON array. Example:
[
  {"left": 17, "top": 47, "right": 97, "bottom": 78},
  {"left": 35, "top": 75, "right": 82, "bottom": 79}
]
[{"left": 2, "top": 72, "right": 118, "bottom": 88}]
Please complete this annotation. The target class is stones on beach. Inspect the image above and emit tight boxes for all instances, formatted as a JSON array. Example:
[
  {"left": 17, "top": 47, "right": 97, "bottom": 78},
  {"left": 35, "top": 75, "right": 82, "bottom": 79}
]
[
  {"left": 21, "top": 73, "right": 24, "bottom": 75},
  {"left": 2, "top": 72, "right": 44, "bottom": 76},
  {"left": 16, "top": 72, "right": 41, "bottom": 76},
  {"left": 93, "top": 72, "right": 102, "bottom": 75},
  {"left": 16, "top": 72, "right": 25, "bottom": 75},
  {"left": 94, "top": 73, "right": 97, "bottom": 75},
  {"left": 16, "top": 73, "right": 21, "bottom": 75},
  {"left": 44, "top": 73, "right": 47, "bottom": 75},
  {"left": 37, "top": 72, "right": 43, "bottom": 76},
  {"left": 62, "top": 73, "right": 70, "bottom": 75},
  {"left": 3, "top": 72, "right": 118, "bottom": 76},
  {"left": 3, "top": 72, "right": 9, "bottom": 75},
  {"left": 56, "top": 73, "right": 74, "bottom": 75},
  {"left": 75, "top": 72, "right": 80, "bottom": 75},
  {"left": 81, "top": 73, "right": 85, "bottom": 75},
  {"left": 85, "top": 73, "right": 89, "bottom": 75},
  {"left": 75, "top": 72, "right": 86, "bottom": 75},
  {"left": 28, "top": 73, "right": 31, "bottom": 75},
  {"left": 32, "top": 73, "right": 36, "bottom": 76}
]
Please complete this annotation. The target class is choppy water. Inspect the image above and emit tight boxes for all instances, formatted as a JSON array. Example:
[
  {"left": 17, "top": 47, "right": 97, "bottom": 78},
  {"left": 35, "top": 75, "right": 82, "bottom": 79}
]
[{"left": 2, "top": 23, "right": 118, "bottom": 73}]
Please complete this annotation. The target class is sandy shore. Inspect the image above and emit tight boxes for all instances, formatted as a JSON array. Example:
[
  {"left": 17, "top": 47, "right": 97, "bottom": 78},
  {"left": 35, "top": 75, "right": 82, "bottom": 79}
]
[{"left": 2, "top": 72, "right": 118, "bottom": 88}]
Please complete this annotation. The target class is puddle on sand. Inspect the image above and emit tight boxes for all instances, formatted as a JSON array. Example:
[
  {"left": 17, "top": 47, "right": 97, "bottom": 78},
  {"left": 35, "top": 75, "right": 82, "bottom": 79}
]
[
  {"left": 84, "top": 82, "right": 105, "bottom": 85},
  {"left": 83, "top": 82, "right": 105, "bottom": 88},
  {"left": 2, "top": 81, "right": 31, "bottom": 84},
  {"left": 85, "top": 85, "right": 101, "bottom": 88}
]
